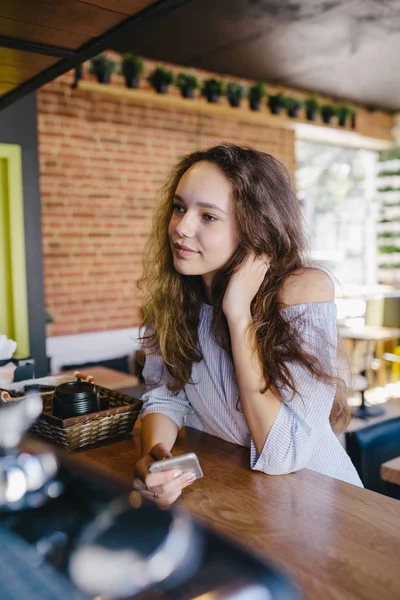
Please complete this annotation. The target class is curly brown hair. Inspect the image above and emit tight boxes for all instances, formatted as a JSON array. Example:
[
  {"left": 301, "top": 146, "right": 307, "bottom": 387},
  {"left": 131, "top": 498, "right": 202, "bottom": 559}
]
[{"left": 138, "top": 143, "right": 350, "bottom": 432}]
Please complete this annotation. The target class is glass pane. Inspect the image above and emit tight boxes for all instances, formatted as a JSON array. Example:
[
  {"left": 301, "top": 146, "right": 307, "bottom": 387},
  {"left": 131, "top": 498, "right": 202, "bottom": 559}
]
[{"left": 295, "top": 140, "right": 379, "bottom": 288}]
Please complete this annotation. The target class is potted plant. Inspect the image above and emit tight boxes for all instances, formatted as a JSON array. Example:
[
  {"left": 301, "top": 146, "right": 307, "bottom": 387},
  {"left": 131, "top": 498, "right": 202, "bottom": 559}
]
[
  {"left": 286, "top": 96, "right": 303, "bottom": 118},
  {"left": 304, "top": 96, "right": 320, "bottom": 121},
  {"left": 148, "top": 66, "right": 174, "bottom": 94},
  {"left": 121, "top": 53, "right": 143, "bottom": 89},
  {"left": 320, "top": 104, "right": 337, "bottom": 124},
  {"left": 248, "top": 81, "right": 267, "bottom": 111},
  {"left": 89, "top": 53, "right": 117, "bottom": 84},
  {"left": 226, "top": 82, "right": 245, "bottom": 108},
  {"left": 175, "top": 72, "right": 199, "bottom": 98},
  {"left": 201, "top": 78, "right": 224, "bottom": 103},
  {"left": 337, "top": 104, "right": 352, "bottom": 127},
  {"left": 268, "top": 92, "right": 287, "bottom": 115},
  {"left": 349, "top": 108, "right": 356, "bottom": 129},
  {"left": 378, "top": 244, "right": 400, "bottom": 254}
]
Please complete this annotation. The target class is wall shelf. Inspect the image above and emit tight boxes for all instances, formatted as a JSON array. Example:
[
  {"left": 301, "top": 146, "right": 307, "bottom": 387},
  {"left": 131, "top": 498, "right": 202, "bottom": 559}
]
[
  {"left": 76, "top": 80, "right": 392, "bottom": 150},
  {"left": 77, "top": 80, "right": 348, "bottom": 133}
]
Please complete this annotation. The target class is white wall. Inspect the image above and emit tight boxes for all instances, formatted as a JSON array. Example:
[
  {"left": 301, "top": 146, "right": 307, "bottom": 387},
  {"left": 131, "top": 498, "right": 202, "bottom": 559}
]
[{"left": 46, "top": 327, "right": 142, "bottom": 374}]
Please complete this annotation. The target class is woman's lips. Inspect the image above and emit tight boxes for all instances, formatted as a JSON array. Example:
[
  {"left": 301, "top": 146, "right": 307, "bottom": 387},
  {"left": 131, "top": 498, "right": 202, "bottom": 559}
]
[{"left": 174, "top": 243, "right": 199, "bottom": 258}]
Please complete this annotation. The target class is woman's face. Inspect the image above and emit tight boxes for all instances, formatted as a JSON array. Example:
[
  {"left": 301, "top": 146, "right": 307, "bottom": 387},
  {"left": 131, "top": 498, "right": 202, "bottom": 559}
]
[{"left": 168, "top": 161, "right": 239, "bottom": 291}]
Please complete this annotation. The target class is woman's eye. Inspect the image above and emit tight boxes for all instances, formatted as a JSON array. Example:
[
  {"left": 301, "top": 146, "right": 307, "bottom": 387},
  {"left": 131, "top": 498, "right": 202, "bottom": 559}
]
[
  {"left": 203, "top": 214, "right": 217, "bottom": 222},
  {"left": 172, "top": 203, "right": 185, "bottom": 213}
]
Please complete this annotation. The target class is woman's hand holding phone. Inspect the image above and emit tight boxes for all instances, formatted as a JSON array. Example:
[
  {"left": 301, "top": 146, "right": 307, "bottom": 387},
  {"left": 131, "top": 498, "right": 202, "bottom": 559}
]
[{"left": 133, "top": 443, "right": 197, "bottom": 508}]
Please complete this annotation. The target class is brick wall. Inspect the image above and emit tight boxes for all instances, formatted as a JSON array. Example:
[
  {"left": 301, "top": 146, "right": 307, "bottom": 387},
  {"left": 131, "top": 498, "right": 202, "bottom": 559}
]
[
  {"left": 38, "top": 73, "right": 295, "bottom": 337},
  {"left": 38, "top": 54, "right": 394, "bottom": 338}
]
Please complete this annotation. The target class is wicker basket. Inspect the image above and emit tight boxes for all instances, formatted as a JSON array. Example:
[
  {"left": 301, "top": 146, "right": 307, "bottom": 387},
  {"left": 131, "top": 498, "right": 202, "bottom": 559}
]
[{"left": 30, "top": 385, "right": 142, "bottom": 451}]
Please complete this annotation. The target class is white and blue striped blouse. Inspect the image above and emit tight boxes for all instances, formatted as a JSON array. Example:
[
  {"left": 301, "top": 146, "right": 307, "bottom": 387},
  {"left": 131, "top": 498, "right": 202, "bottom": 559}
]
[{"left": 141, "top": 302, "right": 363, "bottom": 487}]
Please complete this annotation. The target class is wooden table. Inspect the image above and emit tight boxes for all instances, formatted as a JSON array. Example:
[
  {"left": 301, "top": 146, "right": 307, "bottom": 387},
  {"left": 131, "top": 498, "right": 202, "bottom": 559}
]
[
  {"left": 77, "top": 426, "right": 400, "bottom": 600},
  {"left": 61, "top": 366, "right": 140, "bottom": 391},
  {"left": 382, "top": 456, "right": 400, "bottom": 487}
]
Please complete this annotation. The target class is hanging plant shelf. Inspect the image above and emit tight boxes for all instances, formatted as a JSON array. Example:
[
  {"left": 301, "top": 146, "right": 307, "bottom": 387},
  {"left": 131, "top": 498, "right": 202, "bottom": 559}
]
[{"left": 76, "top": 80, "right": 359, "bottom": 135}]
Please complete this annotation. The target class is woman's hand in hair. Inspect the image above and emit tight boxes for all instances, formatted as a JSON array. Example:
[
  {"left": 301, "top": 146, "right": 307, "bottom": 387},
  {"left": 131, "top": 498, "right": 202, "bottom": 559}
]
[
  {"left": 133, "top": 443, "right": 196, "bottom": 509},
  {"left": 222, "top": 254, "right": 270, "bottom": 322}
]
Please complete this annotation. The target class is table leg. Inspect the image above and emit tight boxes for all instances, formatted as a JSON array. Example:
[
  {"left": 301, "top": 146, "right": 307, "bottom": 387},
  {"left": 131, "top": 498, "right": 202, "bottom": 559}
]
[
  {"left": 392, "top": 346, "right": 400, "bottom": 383},
  {"left": 376, "top": 340, "right": 387, "bottom": 387}
]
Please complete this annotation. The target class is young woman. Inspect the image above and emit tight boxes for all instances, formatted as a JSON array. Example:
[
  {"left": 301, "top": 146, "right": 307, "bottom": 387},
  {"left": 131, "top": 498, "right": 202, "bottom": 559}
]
[{"left": 134, "top": 143, "right": 362, "bottom": 507}]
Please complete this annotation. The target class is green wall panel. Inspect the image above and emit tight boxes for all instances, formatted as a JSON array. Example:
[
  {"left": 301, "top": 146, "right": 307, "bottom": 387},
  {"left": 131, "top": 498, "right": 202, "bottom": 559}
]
[{"left": 0, "top": 144, "right": 29, "bottom": 358}]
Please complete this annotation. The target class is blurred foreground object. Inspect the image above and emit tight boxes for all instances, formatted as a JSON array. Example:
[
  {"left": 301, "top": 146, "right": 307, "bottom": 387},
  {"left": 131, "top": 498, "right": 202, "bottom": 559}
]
[{"left": 0, "top": 392, "right": 299, "bottom": 599}]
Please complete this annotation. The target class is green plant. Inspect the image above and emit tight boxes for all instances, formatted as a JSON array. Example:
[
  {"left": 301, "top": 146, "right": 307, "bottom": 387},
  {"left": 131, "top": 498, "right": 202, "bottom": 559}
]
[
  {"left": 303, "top": 95, "right": 320, "bottom": 120},
  {"left": 379, "top": 263, "right": 400, "bottom": 269},
  {"left": 248, "top": 82, "right": 267, "bottom": 103},
  {"left": 379, "top": 170, "right": 400, "bottom": 177},
  {"left": 378, "top": 186, "right": 399, "bottom": 192},
  {"left": 379, "top": 148, "right": 400, "bottom": 162},
  {"left": 304, "top": 96, "right": 319, "bottom": 112},
  {"left": 377, "top": 150, "right": 400, "bottom": 277},
  {"left": 320, "top": 104, "right": 337, "bottom": 123},
  {"left": 348, "top": 107, "right": 356, "bottom": 127},
  {"left": 269, "top": 92, "right": 287, "bottom": 105},
  {"left": 226, "top": 82, "right": 245, "bottom": 107},
  {"left": 121, "top": 54, "right": 143, "bottom": 78},
  {"left": 201, "top": 78, "right": 224, "bottom": 102},
  {"left": 286, "top": 96, "right": 303, "bottom": 117},
  {"left": 378, "top": 232, "right": 398, "bottom": 238},
  {"left": 336, "top": 104, "right": 351, "bottom": 126},
  {"left": 89, "top": 53, "right": 117, "bottom": 83},
  {"left": 148, "top": 66, "right": 174, "bottom": 92},
  {"left": 377, "top": 245, "right": 400, "bottom": 254},
  {"left": 175, "top": 72, "right": 199, "bottom": 92},
  {"left": 268, "top": 92, "right": 287, "bottom": 114}
]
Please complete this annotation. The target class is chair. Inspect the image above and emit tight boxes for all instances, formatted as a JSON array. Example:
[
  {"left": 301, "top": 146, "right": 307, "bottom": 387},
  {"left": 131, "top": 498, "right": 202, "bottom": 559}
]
[
  {"left": 116, "top": 350, "right": 147, "bottom": 399},
  {"left": 346, "top": 417, "right": 400, "bottom": 499},
  {"left": 134, "top": 350, "right": 146, "bottom": 383},
  {"left": 341, "top": 337, "right": 383, "bottom": 419},
  {"left": 13, "top": 363, "right": 35, "bottom": 382}
]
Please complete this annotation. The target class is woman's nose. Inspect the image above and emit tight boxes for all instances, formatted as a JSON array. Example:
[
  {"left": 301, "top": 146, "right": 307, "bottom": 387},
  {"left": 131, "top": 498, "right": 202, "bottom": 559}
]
[{"left": 175, "top": 213, "right": 196, "bottom": 237}]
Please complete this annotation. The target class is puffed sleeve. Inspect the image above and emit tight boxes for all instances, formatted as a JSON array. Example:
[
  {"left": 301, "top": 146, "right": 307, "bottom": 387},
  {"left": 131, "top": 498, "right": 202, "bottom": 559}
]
[
  {"left": 140, "top": 338, "right": 193, "bottom": 429},
  {"left": 250, "top": 302, "right": 338, "bottom": 474}
]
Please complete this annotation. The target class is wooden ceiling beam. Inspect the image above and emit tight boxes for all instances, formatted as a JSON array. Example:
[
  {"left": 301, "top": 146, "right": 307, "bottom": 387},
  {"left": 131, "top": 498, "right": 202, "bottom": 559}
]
[
  {"left": 0, "top": 0, "right": 192, "bottom": 111},
  {"left": 0, "top": 36, "right": 76, "bottom": 59}
]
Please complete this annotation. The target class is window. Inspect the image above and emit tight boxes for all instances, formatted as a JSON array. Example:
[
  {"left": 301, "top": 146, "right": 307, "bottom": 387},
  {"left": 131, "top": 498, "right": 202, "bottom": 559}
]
[{"left": 296, "top": 140, "right": 379, "bottom": 288}]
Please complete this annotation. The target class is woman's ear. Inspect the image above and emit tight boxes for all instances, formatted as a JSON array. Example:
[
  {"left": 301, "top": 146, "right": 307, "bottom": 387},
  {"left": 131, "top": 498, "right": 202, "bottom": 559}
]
[{"left": 265, "top": 254, "right": 273, "bottom": 267}]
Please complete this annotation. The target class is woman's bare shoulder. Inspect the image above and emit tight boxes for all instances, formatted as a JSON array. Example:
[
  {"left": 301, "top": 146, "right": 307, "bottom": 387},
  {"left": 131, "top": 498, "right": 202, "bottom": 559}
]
[{"left": 279, "top": 268, "right": 335, "bottom": 307}]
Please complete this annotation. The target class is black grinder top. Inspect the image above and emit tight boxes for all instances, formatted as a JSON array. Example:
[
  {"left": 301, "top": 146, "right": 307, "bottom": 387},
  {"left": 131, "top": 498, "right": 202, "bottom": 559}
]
[{"left": 52, "top": 380, "right": 101, "bottom": 419}]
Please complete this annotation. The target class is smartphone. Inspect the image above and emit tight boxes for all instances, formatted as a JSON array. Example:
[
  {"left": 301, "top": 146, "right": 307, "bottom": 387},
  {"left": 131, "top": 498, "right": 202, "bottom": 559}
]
[{"left": 148, "top": 452, "right": 203, "bottom": 479}]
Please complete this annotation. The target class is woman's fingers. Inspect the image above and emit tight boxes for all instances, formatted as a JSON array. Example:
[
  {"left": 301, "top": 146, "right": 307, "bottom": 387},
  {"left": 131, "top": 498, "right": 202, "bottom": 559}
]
[
  {"left": 155, "top": 489, "right": 182, "bottom": 509},
  {"left": 134, "top": 457, "right": 152, "bottom": 481},
  {"left": 151, "top": 474, "right": 196, "bottom": 509},
  {"left": 133, "top": 445, "right": 198, "bottom": 508},
  {"left": 181, "top": 473, "right": 197, "bottom": 488},
  {"left": 135, "top": 472, "right": 196, "bottom": 509},
  {"left": 145, "top": 468, "right": 183, "bottom": 489},
  {"left": 134, "top": 485, "right": 177, "bottom": 509},
  {"left": 132, "top": 477, "right": 147, "bottom": 492},
  {"left": 149, "top": 472, "right": 195, "bottom": 497}
]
